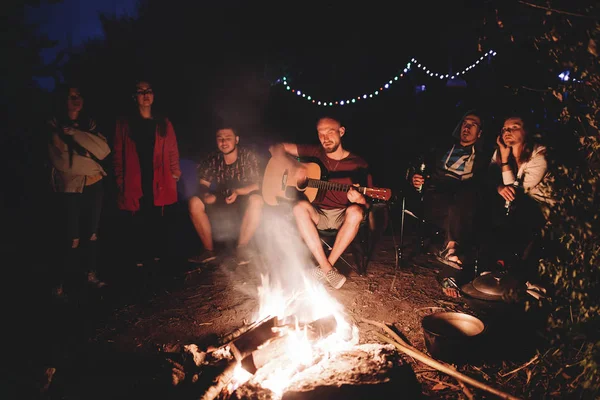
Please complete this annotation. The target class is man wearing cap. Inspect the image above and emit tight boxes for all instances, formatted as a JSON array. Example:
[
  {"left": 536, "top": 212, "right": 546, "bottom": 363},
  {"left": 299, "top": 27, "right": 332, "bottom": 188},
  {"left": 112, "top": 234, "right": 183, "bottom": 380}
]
[{"left": 410, "top": 111, "right": 490, "bottom": 296}]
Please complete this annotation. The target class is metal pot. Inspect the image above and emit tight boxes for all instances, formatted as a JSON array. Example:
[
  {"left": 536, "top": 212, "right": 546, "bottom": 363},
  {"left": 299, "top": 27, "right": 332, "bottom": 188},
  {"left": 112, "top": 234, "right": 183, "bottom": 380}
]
[{"left": 421, "top": 312, "right": 486, "bottom": 364}]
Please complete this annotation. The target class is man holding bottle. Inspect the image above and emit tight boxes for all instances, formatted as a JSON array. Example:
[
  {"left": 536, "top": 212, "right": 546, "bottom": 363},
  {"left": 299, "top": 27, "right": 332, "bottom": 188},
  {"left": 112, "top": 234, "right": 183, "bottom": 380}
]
[{"left": 410, "top": 111, "right": 489, "bottom": 274}]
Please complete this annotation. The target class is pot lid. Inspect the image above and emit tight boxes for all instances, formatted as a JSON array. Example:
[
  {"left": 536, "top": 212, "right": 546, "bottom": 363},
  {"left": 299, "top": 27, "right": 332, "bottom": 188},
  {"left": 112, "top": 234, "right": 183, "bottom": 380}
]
[
  {"left": 472, "top": 272, "right": 507, "bottom": 296},
  {"left": 460, "top": 281, "right": 503, "bottom": 301}
]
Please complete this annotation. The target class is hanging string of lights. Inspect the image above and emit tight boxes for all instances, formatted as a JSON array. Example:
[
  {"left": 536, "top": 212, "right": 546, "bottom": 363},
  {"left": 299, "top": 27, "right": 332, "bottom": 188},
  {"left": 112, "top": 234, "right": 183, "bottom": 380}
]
[{"left": 277, "top": 50, "right": 498, "bottom": 106}]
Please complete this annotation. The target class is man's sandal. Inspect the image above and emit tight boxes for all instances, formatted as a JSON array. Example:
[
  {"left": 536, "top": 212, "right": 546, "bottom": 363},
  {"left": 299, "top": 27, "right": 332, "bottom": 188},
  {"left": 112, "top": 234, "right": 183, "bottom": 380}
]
[
  {"left": 441, "top": 277, "right": 462, "bottom": 298},
  {"left": 435, "top": 246, "right": 463, "bottom": 270}
]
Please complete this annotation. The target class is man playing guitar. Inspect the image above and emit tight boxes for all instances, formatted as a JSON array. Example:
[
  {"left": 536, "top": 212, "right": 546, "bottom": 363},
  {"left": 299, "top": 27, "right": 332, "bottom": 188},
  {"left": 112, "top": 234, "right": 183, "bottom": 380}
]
[{"left": 269, "top": 116, "right": 373, "bottom": 289}]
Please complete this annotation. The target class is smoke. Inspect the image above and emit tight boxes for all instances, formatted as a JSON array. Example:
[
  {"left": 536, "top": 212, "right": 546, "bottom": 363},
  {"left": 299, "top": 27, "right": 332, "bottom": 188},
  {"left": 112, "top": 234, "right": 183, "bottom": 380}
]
[
  {"left": 253, "top": 204, "right": 314, "bottom": 290},
  {"left": 227, "top": 202, "right": 337, "bottom": 324}
]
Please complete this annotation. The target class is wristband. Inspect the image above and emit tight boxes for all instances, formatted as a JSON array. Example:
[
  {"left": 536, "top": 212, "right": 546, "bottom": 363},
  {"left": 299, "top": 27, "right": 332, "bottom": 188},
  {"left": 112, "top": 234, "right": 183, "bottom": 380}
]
[{"left": 501, "top": 162, "right": 509, "bottom": 166}]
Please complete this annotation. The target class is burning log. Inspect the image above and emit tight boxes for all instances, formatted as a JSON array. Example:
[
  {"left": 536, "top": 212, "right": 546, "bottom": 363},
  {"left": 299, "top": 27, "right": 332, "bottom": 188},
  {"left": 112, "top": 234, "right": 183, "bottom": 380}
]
[
  {"left": 241, "top": 334, "right": 289, "bottom": 374},
  {"left": 199, "top": 315, "right": 343, "bottom": 399},
  {"left": 242, "top": 315, "right": 338, "bottom": 374},
  {"left": 276, "top": 315, "right": 338, "bottom": 341},
  {"left": 190, "top": 318, "right": 280, "bottom": 400},
  {"left": 228, "top": 316, "right": 279, "bottom": 361},
  {"left": 305, "top": 315, "right": 338, "bottom": 341},
  {"left": 231, "top": 343, "right": 421, "bottom": 400},
  {"left": 220, "top": 316, "right": 273, "bottom": 345},
  {"left": 231, "top": 315, "right": 338, "bottom": 374},
  {"left": 199, "top": 360, "right": 238, "bottom": 400},
  {"left": 227, "top": 315, "right": 338, "bottom": 362}
]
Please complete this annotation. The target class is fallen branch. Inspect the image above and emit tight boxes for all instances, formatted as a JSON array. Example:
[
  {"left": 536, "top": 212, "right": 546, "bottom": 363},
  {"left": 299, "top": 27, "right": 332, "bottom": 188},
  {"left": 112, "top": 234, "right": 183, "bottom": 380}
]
[
  {"left": 569, "top": 370, "right": 587, "bottom": 389},
  {"left": 373, "top": 331, "right": 521, "bottom": 400},
  {"left": 414, "top": 368, "right": 439, "bottom": 374},
  {"left": 420, "top": 374, "right": 460, "bottom": 390},
  {"left": 362, "top": 318, "right": 522, "bottom": 400},
  {"left": 517, "top": 0, "right": 596, "bottom": 19},
  {"left": 471, "top": 365, "right": 491, "bottom": 381},
  {"left": 185, "top": 267, "right": 203, "bottom": 276},
  {"left": 458, "top": 380, "right": 475, "bottom": 400},
  {"left": 499, "top": 354, "right": 539, "bottom": 377}
]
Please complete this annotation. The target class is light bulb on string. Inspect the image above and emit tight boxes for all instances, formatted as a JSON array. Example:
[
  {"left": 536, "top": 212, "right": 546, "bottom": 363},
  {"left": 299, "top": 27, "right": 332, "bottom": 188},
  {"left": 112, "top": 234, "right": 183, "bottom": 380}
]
[{"left": 277, "top": 50, "right": 496, "bottom": 106}]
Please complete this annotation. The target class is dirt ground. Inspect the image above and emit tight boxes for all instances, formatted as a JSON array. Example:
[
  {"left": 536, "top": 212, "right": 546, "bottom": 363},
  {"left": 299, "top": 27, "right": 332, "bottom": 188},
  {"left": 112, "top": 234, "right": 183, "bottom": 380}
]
[
  {"left": 91, "top": 239, "right": 451, "bottom": 353},
  {"left": 7, "top": 210, "right": 548, "bottom": 399}
]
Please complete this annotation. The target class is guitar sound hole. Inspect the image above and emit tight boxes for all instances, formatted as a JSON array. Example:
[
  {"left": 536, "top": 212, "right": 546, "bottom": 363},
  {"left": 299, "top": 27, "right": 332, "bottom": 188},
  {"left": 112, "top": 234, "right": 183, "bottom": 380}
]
[{"left": 297, "top": 178, "right": 308, "bottom": 190}]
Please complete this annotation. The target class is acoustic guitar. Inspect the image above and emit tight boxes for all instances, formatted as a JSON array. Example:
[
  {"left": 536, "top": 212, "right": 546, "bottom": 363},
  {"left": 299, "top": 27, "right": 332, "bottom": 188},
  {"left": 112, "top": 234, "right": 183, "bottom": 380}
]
[{"left": 262, "top": 156, "right": 392, "bottom": 206}]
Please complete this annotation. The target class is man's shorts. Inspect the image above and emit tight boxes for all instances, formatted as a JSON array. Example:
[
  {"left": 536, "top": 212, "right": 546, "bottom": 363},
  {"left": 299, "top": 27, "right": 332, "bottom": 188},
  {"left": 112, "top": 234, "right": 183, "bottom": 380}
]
[{"left": 314, "top": 207, "right": 346, "bottom": 230}]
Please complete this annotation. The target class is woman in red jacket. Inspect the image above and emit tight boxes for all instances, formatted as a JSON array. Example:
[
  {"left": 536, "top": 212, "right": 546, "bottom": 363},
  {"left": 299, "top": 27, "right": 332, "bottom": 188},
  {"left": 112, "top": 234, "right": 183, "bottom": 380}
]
[{"left": 113, "top": 80, "right": 181, "bottom": 267}]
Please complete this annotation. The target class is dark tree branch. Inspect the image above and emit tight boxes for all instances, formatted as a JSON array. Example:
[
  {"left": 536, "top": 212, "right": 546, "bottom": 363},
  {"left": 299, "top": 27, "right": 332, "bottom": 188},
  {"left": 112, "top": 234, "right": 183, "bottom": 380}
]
[{"left": 518, "top": 1, "right": 598, "bottom": 19}]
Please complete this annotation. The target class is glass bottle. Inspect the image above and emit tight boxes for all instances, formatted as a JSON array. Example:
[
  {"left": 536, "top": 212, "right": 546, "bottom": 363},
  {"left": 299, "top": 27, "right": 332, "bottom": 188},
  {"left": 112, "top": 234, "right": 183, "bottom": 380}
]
[
  {"left": 416, "top": 162, "right": 426, "bottom": 193},
  {"left": 504, "top": 177, "right": 522, "bottom": 216}
]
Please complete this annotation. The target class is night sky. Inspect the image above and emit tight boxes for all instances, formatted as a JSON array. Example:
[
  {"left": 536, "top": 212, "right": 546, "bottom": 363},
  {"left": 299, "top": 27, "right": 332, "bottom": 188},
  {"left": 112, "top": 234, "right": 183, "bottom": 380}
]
[
  {"left": 23, "top": 0, "right": 494, "bottom": 91},
  {"left": 26, "top": 0, "right": 137, "bottom": 89}
]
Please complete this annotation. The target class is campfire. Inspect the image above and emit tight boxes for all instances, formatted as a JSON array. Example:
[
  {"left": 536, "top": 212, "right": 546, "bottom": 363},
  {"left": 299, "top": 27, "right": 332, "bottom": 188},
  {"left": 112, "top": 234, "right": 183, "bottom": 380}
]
[
  {"left": 224, "top": 274, "right": 358, "bottom": 395},
  {"left": 176, "top": 214, "right": 516, "bottom": 399},
  {"left": 184, "top": 272, "right": 412, "bottom": 400}
]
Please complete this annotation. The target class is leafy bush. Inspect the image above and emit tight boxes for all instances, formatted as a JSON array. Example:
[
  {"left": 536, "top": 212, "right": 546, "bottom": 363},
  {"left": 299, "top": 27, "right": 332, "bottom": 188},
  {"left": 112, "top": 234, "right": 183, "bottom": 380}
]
[{"left": 489, "top": 2, "right": 600, "bottom": 394}]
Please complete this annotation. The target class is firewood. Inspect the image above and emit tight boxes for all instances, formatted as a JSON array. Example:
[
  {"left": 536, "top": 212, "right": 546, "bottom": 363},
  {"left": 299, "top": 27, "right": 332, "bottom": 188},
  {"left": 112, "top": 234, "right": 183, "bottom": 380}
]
[
  {"left": 228, "top": 316, "right": 279, "bottom": 361},
  {"left": 219, "top": 322, "right": 256, "bottom": 345},
  {"left": 241, "top": 334, "right": 289, "bottom": 374},
  {"left": 276, "top": 315, "right": 338, "bottom": 341},
  {"left": 219, "top": 316, "right": 275, "bottom": 346},
  {"left": 199, "top": 360, "right": 238, "bottom": 400},
  {"left": 240, "top": 315, "right": 338, "bottom": 374},
  {"left": 305, "top": 315, "right": 337, "bottom": 341},
  {"left": 183, "top": 344, "right": 207, "bottom": 367}
]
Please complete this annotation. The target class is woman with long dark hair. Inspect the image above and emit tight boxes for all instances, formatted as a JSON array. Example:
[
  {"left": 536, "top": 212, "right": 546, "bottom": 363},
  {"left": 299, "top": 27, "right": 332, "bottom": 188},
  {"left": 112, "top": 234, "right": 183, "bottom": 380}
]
[
  {"left": 488, "top": 113, "right": 554, "bottom": 280},
  {"left": 48, "top": 85, "right": 111, "bottom": 298},
  {"left": 113, "top": 80, "right": 181, "bottom": 268}
]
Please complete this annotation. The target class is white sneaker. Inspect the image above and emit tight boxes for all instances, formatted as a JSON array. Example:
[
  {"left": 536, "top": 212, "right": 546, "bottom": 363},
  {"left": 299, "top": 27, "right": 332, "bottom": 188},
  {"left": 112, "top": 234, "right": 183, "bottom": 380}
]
[
  {"left": 325, "top": 268, "right": 347, "bottom": 289},
  {"left": 311, "top": 267, "right": 327, "bottom": 283}
]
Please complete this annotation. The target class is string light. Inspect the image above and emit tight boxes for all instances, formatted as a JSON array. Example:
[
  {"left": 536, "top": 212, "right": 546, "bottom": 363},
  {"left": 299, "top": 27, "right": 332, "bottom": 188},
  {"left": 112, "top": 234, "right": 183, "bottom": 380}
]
[
  {"left": 558, "top": 70, "right": 582, "bottom": 83},
  {"left": 278, "top": 50, "right": 497, "bottom": 106}
]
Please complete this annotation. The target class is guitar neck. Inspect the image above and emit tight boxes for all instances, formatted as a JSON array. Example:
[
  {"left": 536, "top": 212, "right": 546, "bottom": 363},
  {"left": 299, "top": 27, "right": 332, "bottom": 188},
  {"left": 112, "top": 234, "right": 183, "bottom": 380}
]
[{"left": 306, "top": 179, "right": 365, "bottom": 194}]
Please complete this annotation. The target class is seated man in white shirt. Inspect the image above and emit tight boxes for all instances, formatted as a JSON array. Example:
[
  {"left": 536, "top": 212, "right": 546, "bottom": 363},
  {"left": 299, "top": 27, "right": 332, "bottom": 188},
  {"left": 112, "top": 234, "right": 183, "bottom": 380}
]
[{"left": 411, "top": 111, "right": 489, "bottom": 270}]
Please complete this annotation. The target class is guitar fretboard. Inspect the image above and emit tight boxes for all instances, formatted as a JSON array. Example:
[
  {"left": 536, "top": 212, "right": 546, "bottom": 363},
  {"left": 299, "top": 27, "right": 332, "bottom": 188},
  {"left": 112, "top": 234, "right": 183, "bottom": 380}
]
[{"left": 306, "top": 179, "right": 365, "bottom": 194}]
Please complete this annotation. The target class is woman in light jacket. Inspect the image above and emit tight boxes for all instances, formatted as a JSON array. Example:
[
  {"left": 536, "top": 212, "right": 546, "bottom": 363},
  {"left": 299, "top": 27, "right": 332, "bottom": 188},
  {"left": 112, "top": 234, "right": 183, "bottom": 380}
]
[
  {"left": 488, "top": 113, "right": 554, "bottom": 281},
  {"left": 113, "top": 80, "right": 181, "bottom": 267},
  {"left": 48, "top": 85, "right": 111, "bottom": 297}
]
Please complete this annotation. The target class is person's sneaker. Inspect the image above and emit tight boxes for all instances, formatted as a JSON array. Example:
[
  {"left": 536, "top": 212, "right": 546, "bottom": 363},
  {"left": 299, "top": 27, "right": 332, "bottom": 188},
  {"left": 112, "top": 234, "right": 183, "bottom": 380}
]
[
  {"left": 325, "top": 268, "right": 347, "bottom": 289},
  {"left": 87, "top": 271, "right": 107, "bottom": 288},
  {"left": 188, "top": 250, "right": 217, "bottom": 264},
  {"left": 311, "top": 267, "right": 327, "bottom": 283}
]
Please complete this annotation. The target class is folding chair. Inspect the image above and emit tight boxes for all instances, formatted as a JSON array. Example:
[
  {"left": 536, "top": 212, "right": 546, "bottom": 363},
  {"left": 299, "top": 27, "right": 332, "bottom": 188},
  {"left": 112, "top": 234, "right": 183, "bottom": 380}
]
[{"left": 394, "top": 172, "right": 442, "bottom": 269}]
